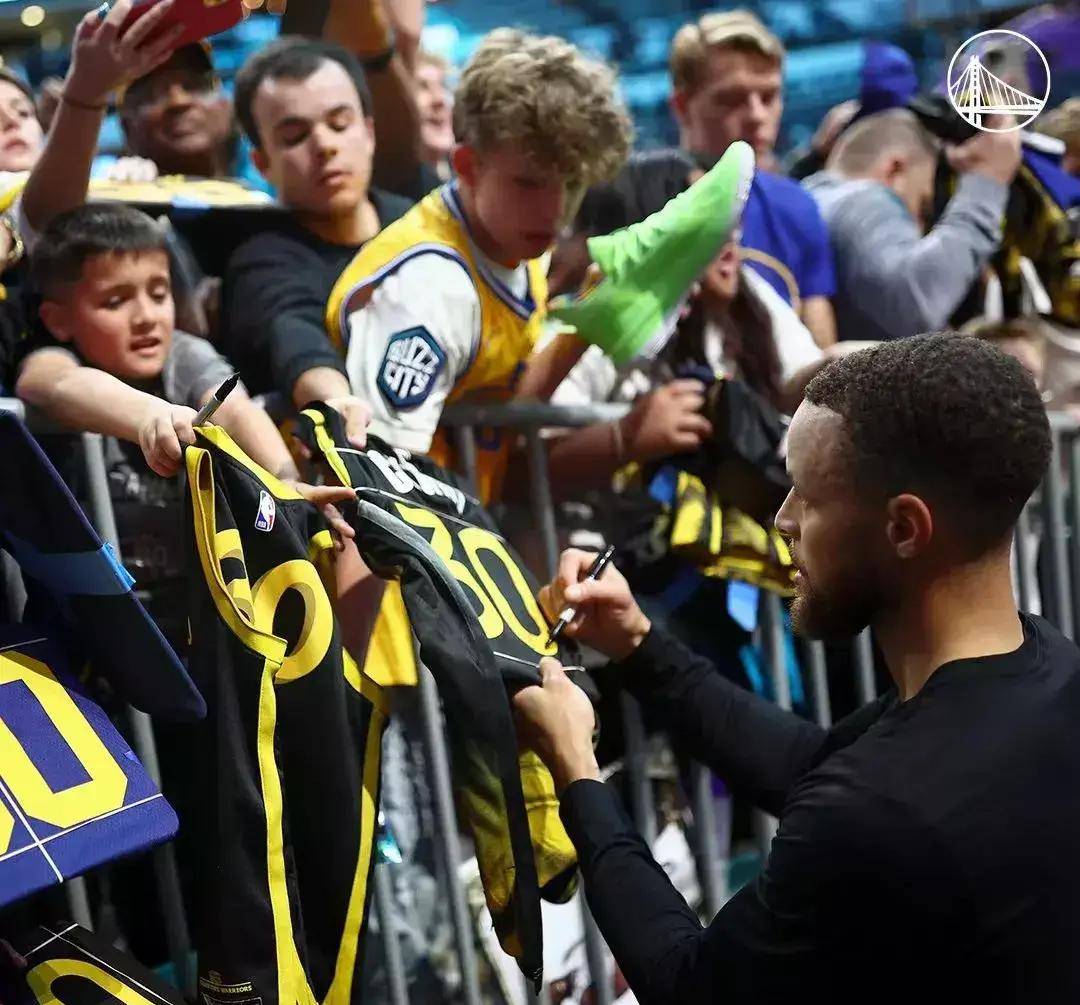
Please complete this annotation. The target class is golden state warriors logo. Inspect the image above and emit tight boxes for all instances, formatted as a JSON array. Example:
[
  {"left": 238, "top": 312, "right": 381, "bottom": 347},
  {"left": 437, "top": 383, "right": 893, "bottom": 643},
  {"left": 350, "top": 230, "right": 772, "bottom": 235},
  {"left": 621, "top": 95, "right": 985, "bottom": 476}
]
[
  {"left": 947, "top": 30, "right": 1050, "bottom": 133},
  {"left": 377, "top": 327, "right": 446, "bottom": 409}
]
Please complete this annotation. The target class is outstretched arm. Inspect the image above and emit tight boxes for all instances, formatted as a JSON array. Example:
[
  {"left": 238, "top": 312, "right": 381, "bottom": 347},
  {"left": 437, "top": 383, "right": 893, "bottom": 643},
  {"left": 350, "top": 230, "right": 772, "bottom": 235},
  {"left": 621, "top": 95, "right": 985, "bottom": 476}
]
[
  {"left": 20, "top": 0, "right": 182, "bottom": 238},
  {"left": 537, "top": 550, "right": 829, "bottom": 812},
  {"left": 323, "top": 0, "right": 423, "bottom": 192}
]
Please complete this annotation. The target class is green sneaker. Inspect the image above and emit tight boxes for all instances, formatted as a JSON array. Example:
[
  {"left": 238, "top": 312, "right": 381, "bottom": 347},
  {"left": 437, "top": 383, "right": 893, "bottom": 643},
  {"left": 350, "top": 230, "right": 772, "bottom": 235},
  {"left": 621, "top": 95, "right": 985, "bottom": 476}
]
[{"left": 549, "top": 140, "right": 755, "bottom": 365}]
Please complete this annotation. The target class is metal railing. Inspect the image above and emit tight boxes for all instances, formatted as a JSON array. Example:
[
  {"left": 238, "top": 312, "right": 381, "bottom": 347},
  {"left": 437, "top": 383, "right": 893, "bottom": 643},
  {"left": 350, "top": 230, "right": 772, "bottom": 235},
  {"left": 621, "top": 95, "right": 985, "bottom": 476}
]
[{"left": 1, "top": 396, "right": 1073, "bottom": 1005}]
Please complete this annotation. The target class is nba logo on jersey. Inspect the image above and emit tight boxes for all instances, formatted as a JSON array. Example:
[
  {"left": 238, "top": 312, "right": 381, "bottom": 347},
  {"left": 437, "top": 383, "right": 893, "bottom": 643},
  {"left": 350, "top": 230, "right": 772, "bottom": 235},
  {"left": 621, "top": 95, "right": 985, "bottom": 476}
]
[
  {"left": 255, "top": 490, "right": 275, "bottom": 532},
  {"left": 378, "top": 326, "right": 446, "bottom": 409}
]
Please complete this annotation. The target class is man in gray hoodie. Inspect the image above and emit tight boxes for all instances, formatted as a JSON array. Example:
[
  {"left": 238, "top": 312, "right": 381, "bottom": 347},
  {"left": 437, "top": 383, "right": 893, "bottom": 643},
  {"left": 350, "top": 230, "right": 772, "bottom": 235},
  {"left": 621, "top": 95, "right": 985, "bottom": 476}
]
[{"left": 805, "top": 109, "right": 1021, "bottom": 341}]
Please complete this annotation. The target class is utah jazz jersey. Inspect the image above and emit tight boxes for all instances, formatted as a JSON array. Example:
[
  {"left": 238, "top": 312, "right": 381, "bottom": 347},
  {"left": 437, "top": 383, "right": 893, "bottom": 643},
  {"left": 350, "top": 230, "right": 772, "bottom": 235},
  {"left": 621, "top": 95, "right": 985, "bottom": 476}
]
[
  {"left": 325, "top": 182, "right": 549, "bottom": 503},
  {"left": 0, "top": 629, "right": 178, "bottom": 909},
  {"left": 1, "top": 922, "right": 185, "bottom": 1005},
  {"left": 300, "top": 404, "right": 582, "bottom": 982},
  {"left": 183, "top": 426, "right": 387, "bottom": 1005}
]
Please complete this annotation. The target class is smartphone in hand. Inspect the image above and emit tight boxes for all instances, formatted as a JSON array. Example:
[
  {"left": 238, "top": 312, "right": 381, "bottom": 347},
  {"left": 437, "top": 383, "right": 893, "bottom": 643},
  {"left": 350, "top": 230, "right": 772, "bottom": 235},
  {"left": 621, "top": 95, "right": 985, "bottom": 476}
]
[{"left": 118, "top": 0, "right": 244, "bottom": 52}]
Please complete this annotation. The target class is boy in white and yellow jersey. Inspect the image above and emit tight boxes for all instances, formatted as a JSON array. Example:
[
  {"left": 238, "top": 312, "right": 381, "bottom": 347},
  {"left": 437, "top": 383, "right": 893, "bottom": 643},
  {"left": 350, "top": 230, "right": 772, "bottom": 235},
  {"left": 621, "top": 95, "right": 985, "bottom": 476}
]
[{"left": 325, "top": 28, "right": 633, "bottom": 503}]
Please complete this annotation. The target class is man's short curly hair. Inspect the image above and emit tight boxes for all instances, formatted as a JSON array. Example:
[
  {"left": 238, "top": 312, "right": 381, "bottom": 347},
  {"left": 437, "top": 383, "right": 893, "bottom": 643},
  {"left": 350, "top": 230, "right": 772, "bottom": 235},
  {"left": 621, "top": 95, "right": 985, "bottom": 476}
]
[
  {"left": 453, "top": 29, "right": 633, "bottom": 186},
  {"left": 805, "top": 333, "right": 1050, "bottom": 553}
]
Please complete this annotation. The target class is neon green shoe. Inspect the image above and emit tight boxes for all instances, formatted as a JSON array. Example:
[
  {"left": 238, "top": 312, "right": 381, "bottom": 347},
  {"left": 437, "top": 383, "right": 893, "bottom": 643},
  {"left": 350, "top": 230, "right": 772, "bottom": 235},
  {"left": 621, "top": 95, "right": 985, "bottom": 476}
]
[{"left": 549, "top": 141, "right": 755, "bottom": 365}]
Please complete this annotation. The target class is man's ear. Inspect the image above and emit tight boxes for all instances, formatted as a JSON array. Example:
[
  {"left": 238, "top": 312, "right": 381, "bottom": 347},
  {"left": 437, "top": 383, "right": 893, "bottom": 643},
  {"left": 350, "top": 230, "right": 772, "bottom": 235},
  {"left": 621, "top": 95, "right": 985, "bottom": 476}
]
[
  {"left": 669, "top": 88, "right": 690, "bottom": 128},
  {"left": 39, "top": 300, "right": 73, "bottom": 344},
  {"left": 452, "top": 144, "right": 476, "bottom": 188},
  {"left": 885, "top": 493, "right": 934, "bottom": 560},
  {"left": 882, "top": 154, "right": 908, "bottom": 186}
]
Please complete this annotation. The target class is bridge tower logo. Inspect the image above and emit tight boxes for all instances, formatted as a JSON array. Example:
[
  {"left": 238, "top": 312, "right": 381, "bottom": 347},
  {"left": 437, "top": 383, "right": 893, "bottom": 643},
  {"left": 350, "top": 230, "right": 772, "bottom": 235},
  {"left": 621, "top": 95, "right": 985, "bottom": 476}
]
[{"left": 947, "top": 29, "right": 1050, "bottom": 133}]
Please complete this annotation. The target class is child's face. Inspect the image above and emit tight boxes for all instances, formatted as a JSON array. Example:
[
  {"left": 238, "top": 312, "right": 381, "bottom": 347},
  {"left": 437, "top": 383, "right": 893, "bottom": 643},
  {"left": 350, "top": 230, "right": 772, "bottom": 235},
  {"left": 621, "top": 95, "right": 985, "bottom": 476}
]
[
  {"left": 48, "top": 250, "right": 175, "bottom": 382},
  {"left": 0, "top": 79, "right": 43, "bottom": 172},
  {"left": 455, "top": 143, "right": 585, "bottom": 266}
]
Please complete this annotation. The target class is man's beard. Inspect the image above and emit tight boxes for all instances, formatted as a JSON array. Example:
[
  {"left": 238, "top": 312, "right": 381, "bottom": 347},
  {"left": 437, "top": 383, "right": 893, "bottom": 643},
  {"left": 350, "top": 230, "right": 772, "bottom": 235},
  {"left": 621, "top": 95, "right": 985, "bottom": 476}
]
[{"left": 789, "top": 570, "right": 881, "bottom": 642}]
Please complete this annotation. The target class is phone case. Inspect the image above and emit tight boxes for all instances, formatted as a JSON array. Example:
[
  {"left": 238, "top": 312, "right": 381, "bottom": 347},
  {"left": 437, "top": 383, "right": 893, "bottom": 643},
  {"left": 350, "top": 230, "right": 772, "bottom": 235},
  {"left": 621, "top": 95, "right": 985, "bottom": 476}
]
[{"left": 119, "top": 0, "right": 244, "bottom": 52}]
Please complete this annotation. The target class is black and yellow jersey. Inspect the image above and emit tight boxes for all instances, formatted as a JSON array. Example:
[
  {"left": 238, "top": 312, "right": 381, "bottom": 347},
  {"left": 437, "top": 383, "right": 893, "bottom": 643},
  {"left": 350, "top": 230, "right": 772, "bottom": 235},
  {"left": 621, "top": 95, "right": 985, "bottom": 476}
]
[
  {"left": 182, "top": 425, "right": 387, "bottom": 1005},
  {"left": 299, "top": 403, "right": 581, "bottom": 984},
  {"left": 0, "top": 922, "right": 185, "bottom": 1005}
]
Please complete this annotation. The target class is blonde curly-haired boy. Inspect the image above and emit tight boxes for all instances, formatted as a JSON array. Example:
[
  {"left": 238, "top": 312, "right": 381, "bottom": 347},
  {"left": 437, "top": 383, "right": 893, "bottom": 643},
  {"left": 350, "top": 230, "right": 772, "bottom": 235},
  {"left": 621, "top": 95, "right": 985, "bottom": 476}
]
[{"left": 325, "top": 28, "right": 633, "bottom": 501}]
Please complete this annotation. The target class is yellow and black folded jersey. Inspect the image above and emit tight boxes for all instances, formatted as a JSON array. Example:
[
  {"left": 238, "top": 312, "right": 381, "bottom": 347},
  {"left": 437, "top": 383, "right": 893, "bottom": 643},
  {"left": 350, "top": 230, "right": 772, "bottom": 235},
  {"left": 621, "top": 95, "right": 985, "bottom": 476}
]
[
  {"left": 0, "top": 923, "right": 185, "bottom": 1005},
  {"left": 183, "top": 426, "right": 387, "bottom": 1005},
  {"left": 612, "top": 463, "right": 795, "bottom": 596},
  {"left": 299, "top": 403, "right": 578, "bottom": 984}
]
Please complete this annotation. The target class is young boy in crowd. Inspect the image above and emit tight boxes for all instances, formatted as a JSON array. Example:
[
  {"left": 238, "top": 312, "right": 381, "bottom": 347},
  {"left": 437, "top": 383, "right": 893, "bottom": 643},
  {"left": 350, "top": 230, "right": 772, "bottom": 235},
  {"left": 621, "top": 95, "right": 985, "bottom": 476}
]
[
  {"left": 17, "top": 203, "right": 299, "bottom": 480},
  {"left": 15, "top": 203, "right": 337, "bottom": 648},
  {"left": 325, "top": 27, "right": 634, "bottom": 503}
]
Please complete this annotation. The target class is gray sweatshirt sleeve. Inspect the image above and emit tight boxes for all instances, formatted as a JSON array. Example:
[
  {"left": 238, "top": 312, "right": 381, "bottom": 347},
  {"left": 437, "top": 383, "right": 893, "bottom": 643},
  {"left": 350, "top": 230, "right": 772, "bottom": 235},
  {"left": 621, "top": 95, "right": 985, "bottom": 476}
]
[{"left": 833, "top": 173, "right": 1007, "bottom": 339}]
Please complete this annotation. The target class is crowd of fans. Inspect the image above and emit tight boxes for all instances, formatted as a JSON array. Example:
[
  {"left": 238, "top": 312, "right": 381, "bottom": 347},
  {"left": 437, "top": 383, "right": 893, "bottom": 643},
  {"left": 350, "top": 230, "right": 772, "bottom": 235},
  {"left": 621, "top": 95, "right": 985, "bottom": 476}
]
[{"left": 0, "top": 0, "right": 1077, "bottom": 995}]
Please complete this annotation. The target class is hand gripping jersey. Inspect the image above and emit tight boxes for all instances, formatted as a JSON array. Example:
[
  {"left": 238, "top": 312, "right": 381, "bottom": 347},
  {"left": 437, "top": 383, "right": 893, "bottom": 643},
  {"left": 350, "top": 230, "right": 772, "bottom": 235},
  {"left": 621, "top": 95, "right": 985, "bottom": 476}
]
[
  {"left": 299, "top": 403, "right": 581, "bottom": 982},
  {"left": 0, "top": 412, "right": 203, "bottom": 720},
  {"left": 183, "top": 426, "right": 387, "bottom": 1005},
  {"left": 0, "top": 922, "right": 186, "bottom": 1005},
  {"left": 324, "top": 182, "right": 548, "bottom": 504},
  {"left": 0, "top": 628, "right": 178, "bottom": 909}
]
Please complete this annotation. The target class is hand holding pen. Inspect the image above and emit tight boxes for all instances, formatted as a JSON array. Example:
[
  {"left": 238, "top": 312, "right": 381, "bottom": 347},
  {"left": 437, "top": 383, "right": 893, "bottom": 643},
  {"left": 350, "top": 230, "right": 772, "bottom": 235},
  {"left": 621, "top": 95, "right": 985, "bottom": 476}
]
[
  {"left": 540, "top": 546, "right": 652, "bottom": 660},
  {"left": 548, "top": 545, "right": 615, "bottom": 643}
]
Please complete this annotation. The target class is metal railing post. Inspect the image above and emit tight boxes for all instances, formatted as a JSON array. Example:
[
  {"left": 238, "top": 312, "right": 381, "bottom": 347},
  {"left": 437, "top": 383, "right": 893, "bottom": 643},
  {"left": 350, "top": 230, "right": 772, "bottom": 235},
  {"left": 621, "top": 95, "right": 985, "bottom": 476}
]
[
  {"left": 806, "top": 641, "right": 832, "bottom": 729},
  {"left": 755, "top": 595, "right": 791, "bottom": 851},
  {"left": 80, "top": 433, "right": 193, "bottom": 993},
  {"left": 452, "top": 425, "right": 480, "bottom": 496},
  {"left": 620, "top": 693, "right": 656, "bottom": 846},
  {"left": 854, "top": 630, "right": 877, "bottom": 704},
  {"left": 1013, "top": 509, "right": 1035, "bottom": 614},
  {"left": 690, "top": 763, "right": 726, "bottom": 918},
  {"left": 1041, "top": 426, "right": 1073, "bottom": 638},
  {"left": 763, "top": 594, "right": 791, "bottom": 712},
  {"left": 415, "top": 662, "right": 484, "bottom": 1005},
  {"left": 518, "top": 419, "right": 613, "bottom": 1005},
  {"left": 372, "top": 864, "right": 410, "bottom": 1005},
  {"left": 1067, "top": 432, "right": 1080, "bottom": 635},
  {"left": 524, "top": 429, "right": 561, "bottom": 577}
]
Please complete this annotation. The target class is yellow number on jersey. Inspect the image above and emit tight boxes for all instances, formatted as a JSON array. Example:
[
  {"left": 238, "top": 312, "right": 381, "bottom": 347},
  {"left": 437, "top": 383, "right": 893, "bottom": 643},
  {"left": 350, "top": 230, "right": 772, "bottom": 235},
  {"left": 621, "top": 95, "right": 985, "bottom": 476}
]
[
  {"left": 0, "top": 652, "right": 127, "bottom": 855},
  {"left": 393, "top": 503, "right": 556, "bottom": 658}
]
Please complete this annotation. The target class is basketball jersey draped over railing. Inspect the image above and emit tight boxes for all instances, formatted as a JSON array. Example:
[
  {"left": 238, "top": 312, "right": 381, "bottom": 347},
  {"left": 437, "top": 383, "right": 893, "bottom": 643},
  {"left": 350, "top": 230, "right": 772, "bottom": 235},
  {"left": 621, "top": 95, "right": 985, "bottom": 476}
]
[
  {"left": 299, "top": 403, "right": 583, "bottom": 986},
  {"left": 183, "top": 426, "right": 387, "bottom": 1005}
]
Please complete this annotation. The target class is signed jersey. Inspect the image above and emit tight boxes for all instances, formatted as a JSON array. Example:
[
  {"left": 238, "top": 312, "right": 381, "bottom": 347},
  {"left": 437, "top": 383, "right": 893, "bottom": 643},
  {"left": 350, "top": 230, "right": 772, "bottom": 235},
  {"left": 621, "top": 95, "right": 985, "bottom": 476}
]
[
  {"left": 299, "top": 404, "right": 581, "bottom": 983},
  {"left": 0, "top": 629, "right": 178, "bottom": 909}
]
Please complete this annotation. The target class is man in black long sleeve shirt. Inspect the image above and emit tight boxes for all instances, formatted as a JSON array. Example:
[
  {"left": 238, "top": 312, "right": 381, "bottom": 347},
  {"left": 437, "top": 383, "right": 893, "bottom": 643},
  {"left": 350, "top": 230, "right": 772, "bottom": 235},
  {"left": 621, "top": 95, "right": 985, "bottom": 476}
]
[
  {"left": 220, "top": 38, "right": 410, "bottom": 433},
  {"left": 516, "top": 334, "right": 1080, "bottom": 1002}
]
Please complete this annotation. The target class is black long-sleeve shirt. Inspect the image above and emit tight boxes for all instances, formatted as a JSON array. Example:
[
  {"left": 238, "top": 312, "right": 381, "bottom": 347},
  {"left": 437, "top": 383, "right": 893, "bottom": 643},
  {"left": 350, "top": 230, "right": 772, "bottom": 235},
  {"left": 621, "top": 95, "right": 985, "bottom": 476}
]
[
  {"left": 220, "top": 189, "right": 411, "bottom": 399},
  {"left": 562, "top": 615, "right": 1080, "bottom": 1003}
]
